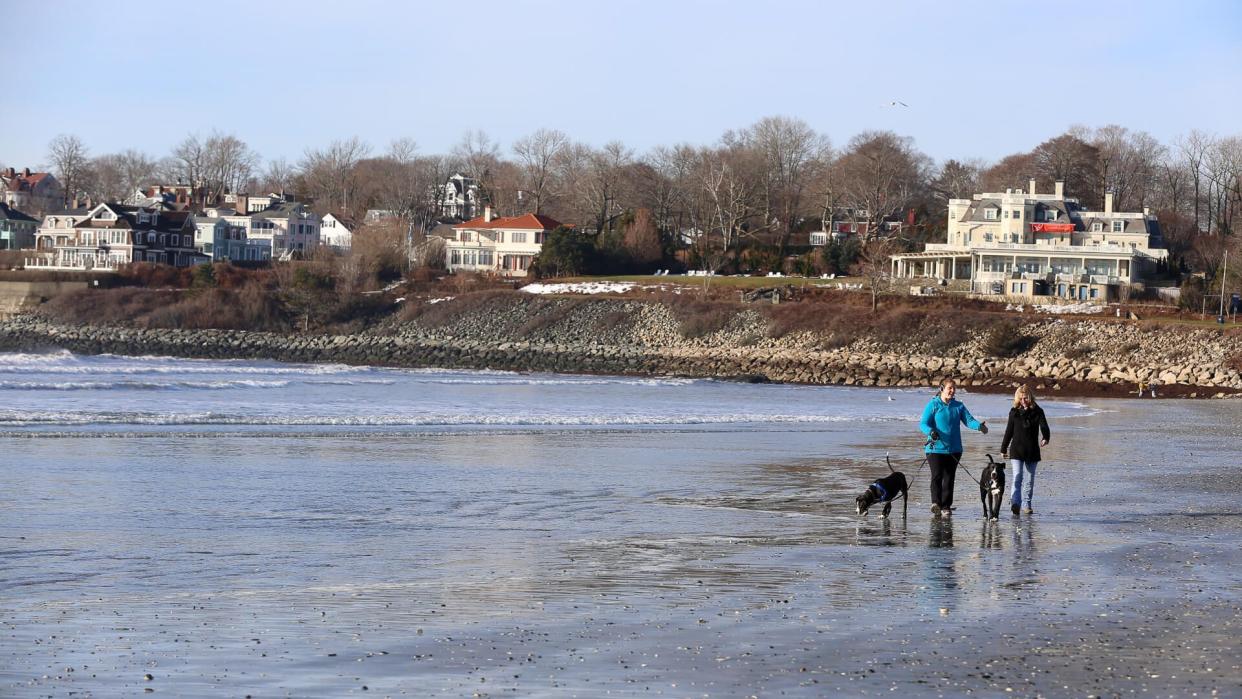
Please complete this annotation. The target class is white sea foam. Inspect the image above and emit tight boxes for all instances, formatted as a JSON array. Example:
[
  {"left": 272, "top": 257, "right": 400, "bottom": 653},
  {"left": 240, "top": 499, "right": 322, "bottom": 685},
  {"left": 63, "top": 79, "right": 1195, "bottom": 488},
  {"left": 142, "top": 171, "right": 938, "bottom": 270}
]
[
  {"left": 0, "top": 379, "right": 290, "bottom": 391},
  {"left": 0, "top": 410, "right": 901, "bottom": 427}
]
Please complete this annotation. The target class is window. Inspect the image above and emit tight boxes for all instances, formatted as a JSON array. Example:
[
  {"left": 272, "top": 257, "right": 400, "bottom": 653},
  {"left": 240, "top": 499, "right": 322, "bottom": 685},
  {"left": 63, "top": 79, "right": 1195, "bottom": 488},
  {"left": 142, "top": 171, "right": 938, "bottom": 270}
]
[
  {"left": 1092, "top": 222, "right": 1103, "bottom": 232},
  {"left": 147, "top": 232, "right": 156, "bottom": 243},
  {"left": 535, "top": 232, "right": 545, "bottom": 244},
  {"left": 984, "top": 208, "right": 998, "bottom": 220},
  {"left": 1012, "top": 210, "right": 1021, "bottom": 219},
  {"left": 1045, "top": 210, "right": 1057, "bottom": 222},
  {"left": 1003, "top": 210, "right": 1010, "bottom": 219},
  {"left": 511, "top": 231, "right": 527, "bottom": 243},
  {"left": 1112, "top": 220, "right": 1124, "bottom": 232}
]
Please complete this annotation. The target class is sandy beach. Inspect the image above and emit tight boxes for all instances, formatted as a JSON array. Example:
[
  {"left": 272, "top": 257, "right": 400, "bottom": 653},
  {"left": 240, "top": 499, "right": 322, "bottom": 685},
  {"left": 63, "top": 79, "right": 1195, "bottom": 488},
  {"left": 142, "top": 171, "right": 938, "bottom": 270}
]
[{"left": 1, "top": 355, "right": 1239, "bottom": 697}]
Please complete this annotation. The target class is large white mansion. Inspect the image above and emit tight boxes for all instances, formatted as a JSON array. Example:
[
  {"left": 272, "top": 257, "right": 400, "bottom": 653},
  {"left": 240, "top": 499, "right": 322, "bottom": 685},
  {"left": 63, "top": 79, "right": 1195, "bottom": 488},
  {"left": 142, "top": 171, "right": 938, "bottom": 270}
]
[{"left": 892, "top": 180, "right": 1167, "bottom": 302}]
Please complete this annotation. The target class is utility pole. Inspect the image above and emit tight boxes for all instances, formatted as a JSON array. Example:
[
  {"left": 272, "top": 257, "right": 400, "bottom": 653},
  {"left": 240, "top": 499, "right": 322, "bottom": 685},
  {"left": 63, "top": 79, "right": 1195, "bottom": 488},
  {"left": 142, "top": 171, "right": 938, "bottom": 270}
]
[{"left": 1219, "top": 250, "right": 1228, "bottom": 322}]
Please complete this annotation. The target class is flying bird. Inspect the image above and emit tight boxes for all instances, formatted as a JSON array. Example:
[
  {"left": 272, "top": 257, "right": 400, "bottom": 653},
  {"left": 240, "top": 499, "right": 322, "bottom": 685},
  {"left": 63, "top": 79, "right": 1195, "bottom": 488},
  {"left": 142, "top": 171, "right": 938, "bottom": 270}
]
[{"left": 885, "top": 100, "right": 909, "bottom": 108}]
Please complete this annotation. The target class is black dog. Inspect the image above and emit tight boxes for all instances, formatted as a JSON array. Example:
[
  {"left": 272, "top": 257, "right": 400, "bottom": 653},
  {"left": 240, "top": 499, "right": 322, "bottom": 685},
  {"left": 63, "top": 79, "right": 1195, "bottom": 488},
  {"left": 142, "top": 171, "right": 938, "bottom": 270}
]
[
  {"left": 979, "top": 453, "right": 1006, "bottom": 520},
  {"left": 856, "top": 459, "right": 909, "bottom": 518}
]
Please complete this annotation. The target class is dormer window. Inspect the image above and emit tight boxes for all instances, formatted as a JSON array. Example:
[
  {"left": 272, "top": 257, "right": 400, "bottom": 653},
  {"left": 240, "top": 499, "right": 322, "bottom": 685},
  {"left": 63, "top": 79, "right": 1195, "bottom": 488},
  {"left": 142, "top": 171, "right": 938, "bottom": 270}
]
[
  {"left": 1045, "top": 210, "right": 1057, "bottom": 222},
  {"left": 1112, "top": 220, "right": 1124, "bottom": 233},
  {"left": 984, "top": 208, "right": 998, "bottom": 221},
  {"left": 1092, "top": 222, "right": 1104, "bottom": 232}
]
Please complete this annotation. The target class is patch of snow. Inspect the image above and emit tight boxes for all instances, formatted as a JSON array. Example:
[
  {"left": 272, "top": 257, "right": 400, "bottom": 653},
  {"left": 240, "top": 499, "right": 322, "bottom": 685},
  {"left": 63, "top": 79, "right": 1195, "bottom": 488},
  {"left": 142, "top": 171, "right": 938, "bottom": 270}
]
[
  {"left": 1033, "top": 302, "right": 1105, "bottom": 314},
  {"left": 521, "top": 282, "right": 638, "bottom": 295},
  {"left": 426, "top": 296, "right": 454, "bottom": 304}
]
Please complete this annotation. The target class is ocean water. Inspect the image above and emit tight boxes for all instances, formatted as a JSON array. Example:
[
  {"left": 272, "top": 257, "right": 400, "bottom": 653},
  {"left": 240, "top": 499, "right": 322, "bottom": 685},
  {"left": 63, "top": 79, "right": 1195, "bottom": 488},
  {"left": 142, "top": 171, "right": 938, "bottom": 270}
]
[{"left": 2, "top": 350, "right": 1239, "bottom": 697}]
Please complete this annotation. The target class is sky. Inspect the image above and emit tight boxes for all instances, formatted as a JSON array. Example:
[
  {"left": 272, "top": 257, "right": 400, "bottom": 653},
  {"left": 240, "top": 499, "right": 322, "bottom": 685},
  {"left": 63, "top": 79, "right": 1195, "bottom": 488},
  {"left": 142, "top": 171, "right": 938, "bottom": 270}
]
[{"left": 3, "top": 0, "right": 1240, "bottom": 172}]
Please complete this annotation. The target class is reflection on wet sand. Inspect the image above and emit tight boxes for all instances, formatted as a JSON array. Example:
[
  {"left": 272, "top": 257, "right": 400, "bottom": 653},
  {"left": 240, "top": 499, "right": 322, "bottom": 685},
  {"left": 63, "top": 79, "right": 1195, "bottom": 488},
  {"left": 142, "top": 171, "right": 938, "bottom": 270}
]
[
  {"left": 924, "top": 516, "right": 962, "bottom": 611},
  {"left": 853, "top": 515, "right": 909, "bottom": 547},
  {"left": 979, "top": 520, "right": 1004, "bottom": 549}
]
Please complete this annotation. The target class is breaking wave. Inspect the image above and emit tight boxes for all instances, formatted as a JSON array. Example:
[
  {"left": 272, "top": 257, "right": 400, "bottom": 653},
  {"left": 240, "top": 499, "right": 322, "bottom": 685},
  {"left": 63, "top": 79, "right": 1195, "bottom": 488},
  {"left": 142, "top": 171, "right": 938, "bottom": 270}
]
[{"left": 0, "top": 410, "right": 901, "bottom": 428}]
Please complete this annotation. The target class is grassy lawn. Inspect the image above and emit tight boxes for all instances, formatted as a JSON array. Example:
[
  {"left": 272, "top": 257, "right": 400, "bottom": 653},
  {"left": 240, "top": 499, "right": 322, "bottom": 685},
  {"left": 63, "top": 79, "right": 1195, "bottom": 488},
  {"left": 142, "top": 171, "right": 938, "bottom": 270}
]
[
  {"left": 559, "top": 274, "right": 864, "bottom": 289},
  {"left": 1137, "top": 315, "right": 1242, "bottom": 329}
]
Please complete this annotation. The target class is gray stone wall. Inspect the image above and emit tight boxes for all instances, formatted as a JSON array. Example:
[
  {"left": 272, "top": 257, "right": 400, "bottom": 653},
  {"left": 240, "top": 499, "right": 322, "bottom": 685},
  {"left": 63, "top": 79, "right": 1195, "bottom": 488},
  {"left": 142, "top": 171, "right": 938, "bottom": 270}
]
[{"left": 1, "top": 296, "right": 1239, "bottom": 397}]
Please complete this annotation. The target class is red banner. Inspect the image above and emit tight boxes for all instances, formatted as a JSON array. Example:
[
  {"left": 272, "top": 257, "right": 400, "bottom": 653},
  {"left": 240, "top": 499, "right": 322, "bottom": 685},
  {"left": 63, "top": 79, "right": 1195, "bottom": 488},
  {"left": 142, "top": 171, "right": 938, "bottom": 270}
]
[{"left": 1031, "top": 223, "right": 1074, "bottom": 233}]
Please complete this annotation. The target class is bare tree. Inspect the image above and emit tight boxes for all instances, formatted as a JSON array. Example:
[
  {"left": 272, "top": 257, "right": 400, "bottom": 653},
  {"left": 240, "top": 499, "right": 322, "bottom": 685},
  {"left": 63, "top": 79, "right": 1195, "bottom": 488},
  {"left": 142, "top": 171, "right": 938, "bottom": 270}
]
[
  {"left": 513, "top": 128, "right": 568, "bottom": 215},
  {"left": 560, "top": 141, "right": 634, "bottom": 235},
  {"left": 201, "top": 132, "right": 261, "bottom": 203},
  {"left": 835, "top": 131, "right": 931, "bottom": 243},
  {"left": 699, "top": 143, "right": 760, "bottom": 251},
  {"left": 742, "top": 116, "right": 831, "bottom": 255},
  {"left": 452, "top": 130, "right": 501, "bottom": 207},
  {"left": 260, "top": 158, "right": 294, "bottom": 196},
  {"left": 47, "top": 134, "right": 90, "bottom": 207},
  {"left": 621, "top": 208, "right": 662, "bottom": 268},
  {"left": 857, "top": 236, "right": 901, "bottom": 312},
  {"left": 1178, "top": 130, "right": 1213, "bottom": 234},
  {"left": 298, "top": 137, "right": 372, "bottom": 217},
  {"left": 1032, "top": 132, "right": 1100, "bottom": 205}
]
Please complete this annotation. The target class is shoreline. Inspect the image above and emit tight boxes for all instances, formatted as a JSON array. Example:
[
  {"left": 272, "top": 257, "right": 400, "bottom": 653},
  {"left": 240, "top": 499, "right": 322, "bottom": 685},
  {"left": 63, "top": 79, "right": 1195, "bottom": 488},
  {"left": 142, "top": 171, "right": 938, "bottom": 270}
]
[{"left": 2, "top": 310, "right": 1239, "bottom": 399}]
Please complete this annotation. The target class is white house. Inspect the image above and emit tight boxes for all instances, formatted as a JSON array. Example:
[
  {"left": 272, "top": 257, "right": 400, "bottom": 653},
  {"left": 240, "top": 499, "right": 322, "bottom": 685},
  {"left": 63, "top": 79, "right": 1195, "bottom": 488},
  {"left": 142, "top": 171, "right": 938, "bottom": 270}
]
[
  {"left": 248, "top": 201, "right": 320, "bottom": 257},
  {"left": 891, "top": 180, "right": 1168, "bottom": 302},
  {"left": 447, "top": 208, "right": 562, "bottom": 277},
  {"left": 320, "top": 213, "right": 353, "bottom": 250},
  {"left": 191, "top": 216, "right": 271, "bottom": 262}
]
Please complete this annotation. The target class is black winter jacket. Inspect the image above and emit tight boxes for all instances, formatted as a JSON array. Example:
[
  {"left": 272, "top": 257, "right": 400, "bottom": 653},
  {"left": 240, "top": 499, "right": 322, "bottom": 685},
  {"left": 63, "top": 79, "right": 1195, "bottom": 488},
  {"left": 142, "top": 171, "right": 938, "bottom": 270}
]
[{"left": 1000, "top": 405, "right": 1050, "bottom": 462}]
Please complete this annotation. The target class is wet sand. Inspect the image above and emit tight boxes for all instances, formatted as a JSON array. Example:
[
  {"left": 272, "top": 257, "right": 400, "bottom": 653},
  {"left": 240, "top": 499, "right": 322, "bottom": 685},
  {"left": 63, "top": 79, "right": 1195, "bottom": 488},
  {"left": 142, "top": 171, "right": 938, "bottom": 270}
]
[{"left": 3, "top": 397, "right": 1241, "bottom": 697}]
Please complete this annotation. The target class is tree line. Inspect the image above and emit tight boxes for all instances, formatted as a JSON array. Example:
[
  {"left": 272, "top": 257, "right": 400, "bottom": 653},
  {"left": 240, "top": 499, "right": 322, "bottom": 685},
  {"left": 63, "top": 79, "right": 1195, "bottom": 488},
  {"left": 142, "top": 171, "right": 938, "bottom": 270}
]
[{"left": 32, "top": 118, "right": 1242, "bottom": 274}]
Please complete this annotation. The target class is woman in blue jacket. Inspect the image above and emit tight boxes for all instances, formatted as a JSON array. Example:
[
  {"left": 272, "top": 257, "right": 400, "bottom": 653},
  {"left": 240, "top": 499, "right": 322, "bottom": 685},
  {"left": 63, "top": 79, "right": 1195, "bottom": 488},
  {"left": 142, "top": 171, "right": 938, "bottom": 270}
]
[{"left": 919, "top": 378, "right": 988, "bottom": 516}]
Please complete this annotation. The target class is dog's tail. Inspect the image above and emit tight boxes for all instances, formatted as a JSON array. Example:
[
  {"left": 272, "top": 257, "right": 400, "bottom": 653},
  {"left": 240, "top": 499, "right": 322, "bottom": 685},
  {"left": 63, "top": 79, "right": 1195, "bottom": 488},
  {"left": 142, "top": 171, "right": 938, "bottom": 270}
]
[{"left": 885, "top": 454, "right": 896, "bottom": 473}]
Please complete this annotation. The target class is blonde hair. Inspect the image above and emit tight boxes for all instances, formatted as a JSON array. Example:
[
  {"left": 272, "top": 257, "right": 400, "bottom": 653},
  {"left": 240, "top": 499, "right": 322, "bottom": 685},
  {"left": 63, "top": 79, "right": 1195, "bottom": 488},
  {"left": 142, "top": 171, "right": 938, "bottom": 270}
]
[{"left": 1012, "top": 384, "right": 1037, "bottom": 408}]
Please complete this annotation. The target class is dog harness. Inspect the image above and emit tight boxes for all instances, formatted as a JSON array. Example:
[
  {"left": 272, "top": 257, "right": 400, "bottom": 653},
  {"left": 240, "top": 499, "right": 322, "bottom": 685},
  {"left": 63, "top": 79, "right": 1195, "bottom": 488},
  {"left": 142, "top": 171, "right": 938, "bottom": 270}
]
[{"left": 871, "top": 482, "right": 890, "bottom": 502}]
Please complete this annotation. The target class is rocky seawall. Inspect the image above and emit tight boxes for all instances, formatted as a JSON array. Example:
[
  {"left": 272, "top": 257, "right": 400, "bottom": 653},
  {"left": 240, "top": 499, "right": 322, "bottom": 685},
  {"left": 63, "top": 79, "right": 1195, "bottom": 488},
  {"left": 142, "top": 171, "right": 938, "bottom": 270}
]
[{"left": 2, "top": 296, "right": 1240, "bottom": 398}]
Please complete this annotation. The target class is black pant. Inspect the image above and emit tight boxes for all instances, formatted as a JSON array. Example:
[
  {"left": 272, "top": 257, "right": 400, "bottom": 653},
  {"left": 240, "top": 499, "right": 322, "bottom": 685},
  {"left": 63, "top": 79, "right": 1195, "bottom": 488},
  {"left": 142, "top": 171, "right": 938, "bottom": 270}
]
[{"left": 927, "top": 452, "right": 961, "bottom": 509}]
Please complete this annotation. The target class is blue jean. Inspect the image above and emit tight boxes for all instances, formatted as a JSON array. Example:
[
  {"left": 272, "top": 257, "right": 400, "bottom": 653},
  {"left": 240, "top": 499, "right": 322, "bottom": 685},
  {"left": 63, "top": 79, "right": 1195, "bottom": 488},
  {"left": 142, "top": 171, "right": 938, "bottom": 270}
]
[{"left": 1009, "top": 459, "right": 1038, "bottom": 507}]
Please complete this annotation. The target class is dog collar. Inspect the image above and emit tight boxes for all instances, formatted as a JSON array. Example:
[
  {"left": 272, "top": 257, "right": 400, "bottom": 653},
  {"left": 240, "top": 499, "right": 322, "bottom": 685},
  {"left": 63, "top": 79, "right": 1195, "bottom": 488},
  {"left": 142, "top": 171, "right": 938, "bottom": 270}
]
[{"left": 872, "top": 482, "right": 888, "bottom": 501}]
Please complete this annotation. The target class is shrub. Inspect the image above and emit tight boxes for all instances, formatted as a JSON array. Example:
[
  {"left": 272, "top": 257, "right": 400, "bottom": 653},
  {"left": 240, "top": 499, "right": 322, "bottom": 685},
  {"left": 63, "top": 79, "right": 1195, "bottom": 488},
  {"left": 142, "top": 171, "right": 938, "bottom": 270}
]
[
  {"left": 1178, "top": 276, "right": 1206, "bottom": 311},
  {"left": 982, "top": 320, "right": 1033, "bottom": 357},
  {"left": 117, "top": 262, "right": 191, "bottom": 288},
  {"left": 402, "top": 289, "right": 516, "bottom": 328},
  {"left": 670, "top": 298, "right": 738, "bottom": 339},
  {"left": 41, "top": 287, "right": 175, "bottom": 326}
]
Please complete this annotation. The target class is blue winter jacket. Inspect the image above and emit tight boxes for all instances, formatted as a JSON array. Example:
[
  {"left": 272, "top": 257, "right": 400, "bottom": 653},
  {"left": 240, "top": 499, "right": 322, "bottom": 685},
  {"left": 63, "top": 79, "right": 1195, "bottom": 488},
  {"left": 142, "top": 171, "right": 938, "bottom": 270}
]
[{"left": 920, "top": 396, "right": 983, "bottom": 454}]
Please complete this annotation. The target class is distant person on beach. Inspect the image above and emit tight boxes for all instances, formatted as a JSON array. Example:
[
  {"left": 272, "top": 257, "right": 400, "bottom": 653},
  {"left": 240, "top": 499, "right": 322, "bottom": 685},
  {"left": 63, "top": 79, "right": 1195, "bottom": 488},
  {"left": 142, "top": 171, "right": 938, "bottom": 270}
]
[
  {"left": 1000, "top": 384, "right": 1050, "bottom": 516},
  {"left": 919, "top": 378, "right": 988, "bottom": 517}
]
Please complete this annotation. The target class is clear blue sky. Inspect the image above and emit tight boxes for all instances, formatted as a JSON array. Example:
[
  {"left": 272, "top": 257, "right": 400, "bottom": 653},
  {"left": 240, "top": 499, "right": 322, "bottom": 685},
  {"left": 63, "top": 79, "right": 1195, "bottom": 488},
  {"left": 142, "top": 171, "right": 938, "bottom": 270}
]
[{"left": 3, "top": 0, "right": 1239, "bottom": 170}]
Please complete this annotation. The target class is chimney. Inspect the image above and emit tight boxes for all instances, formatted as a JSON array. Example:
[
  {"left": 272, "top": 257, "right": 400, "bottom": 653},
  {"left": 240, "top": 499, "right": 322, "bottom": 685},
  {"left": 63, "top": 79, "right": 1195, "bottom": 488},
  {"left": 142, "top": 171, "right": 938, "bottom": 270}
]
[
  {"left": 1104, "top": 191, "right": 1113, "bottom": 216},
  {"left": 1143, "top": 207, "right": 1150, "bottom": 217},
  {"left": 484, "top": 206, "right": 493, "bottom": 222},
  {"left": 1029, "top": 178, "right": 1037, "bottom": 196},
  {"left": 22, "top": 168, "right": 31, "bottom": 177},
  {"left": 1054, "top": 180, "right": 1065, "bottom": 199},
  {"left": 2, "top": 167, "right": 13, "bottom": 178}
]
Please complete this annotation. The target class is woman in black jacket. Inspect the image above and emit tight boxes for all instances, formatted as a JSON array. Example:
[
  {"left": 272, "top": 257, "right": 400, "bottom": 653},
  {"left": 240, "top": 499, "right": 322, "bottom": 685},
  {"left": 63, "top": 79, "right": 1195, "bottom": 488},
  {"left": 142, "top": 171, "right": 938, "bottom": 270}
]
[{"left": 1000, "top": 384, "right": 1050, "bottom": 515}]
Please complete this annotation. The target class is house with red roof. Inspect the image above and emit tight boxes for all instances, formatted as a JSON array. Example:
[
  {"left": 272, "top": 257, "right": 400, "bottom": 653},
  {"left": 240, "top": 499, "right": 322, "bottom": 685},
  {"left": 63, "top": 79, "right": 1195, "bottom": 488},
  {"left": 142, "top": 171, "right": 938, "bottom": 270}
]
[
  {"left": 2, "top": 168, "right": 63, "bottom": 216},
  {"left": 447, "top": 208, "right": 562, "bottom": 277}
]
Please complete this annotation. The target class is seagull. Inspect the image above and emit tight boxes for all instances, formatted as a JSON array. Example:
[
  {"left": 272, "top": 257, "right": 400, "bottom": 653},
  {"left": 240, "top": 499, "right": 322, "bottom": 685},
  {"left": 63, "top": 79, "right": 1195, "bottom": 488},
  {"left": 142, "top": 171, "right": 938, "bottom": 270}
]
[{"left": 885, "top": 100, "right": 909, "bottom": 108}]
